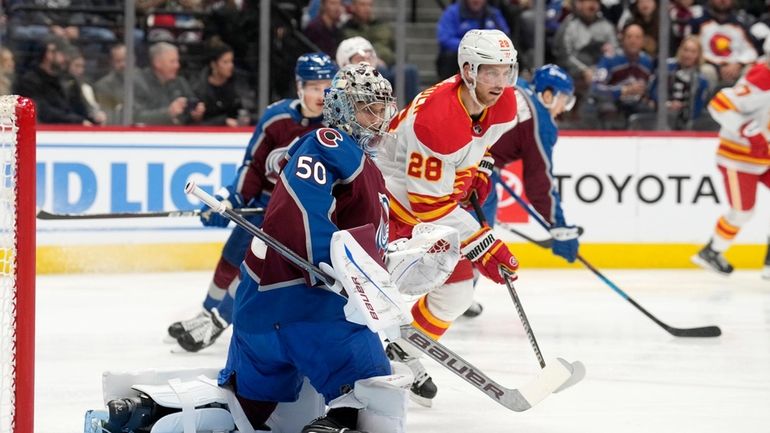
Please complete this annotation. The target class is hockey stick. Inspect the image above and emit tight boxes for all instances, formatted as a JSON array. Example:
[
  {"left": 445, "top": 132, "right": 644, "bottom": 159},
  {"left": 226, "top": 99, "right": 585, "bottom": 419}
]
[
  {"left": 469, "top": 194, "right": 547, "bottom": 369},
  {"left": 36, "top": 207, "right": 265, "bottom": 220},
  {"left": 185, "top": 181, "right": 578, "bottom": 411},
  {"left": 470, "top": 193, "right": 585, "bottom": 392},
  {"left": 497, "top": 180, "right": 722, "bottom": 338}
]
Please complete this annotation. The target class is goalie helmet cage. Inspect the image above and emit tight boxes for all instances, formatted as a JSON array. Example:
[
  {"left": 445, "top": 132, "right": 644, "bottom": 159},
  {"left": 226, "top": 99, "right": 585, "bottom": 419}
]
[{"left": 0, "top": 95, "right": 36, "bottom": 433}]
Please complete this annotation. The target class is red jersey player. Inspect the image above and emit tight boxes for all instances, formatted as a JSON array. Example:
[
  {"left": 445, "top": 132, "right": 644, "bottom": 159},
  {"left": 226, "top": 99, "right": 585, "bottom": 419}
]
[
  {"left": 377, "top": 29, "right": 521, "bottom": 405},
  {"left": 692, "top": 42, "right": 770, "bottom": 276}
]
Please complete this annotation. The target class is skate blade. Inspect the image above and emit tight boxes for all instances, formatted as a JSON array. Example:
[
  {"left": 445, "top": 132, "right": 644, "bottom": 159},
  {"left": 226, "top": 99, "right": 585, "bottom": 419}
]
[
  {"left": 690, "top": 255, "right": 732, "bottom": 276},
  {"left": 162, "top": 335, "right": 178, "bottom": 344},
  {"left": 553, "top": 359, "right": 586, "bottom": 393},
  {"left": 761, "top": 267, "right": 770, "bottom": 280},
  {"left": 409, "top": 393, "right": 433, "bottom": 408}
]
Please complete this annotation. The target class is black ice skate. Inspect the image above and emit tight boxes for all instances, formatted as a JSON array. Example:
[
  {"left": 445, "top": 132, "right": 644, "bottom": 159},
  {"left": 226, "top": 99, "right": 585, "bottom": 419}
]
[
  {"left": 462, "top": 300, "right": 484, "bottom": 318},
  {"left": 385, "top": 341, "right": 437, "bottom": 407},
  {"left": 176, "top": 308, "right": 228, "bottom": 352},
  {"left": 301, "top": 416, "right": 367, "bottom": 433},
  {"left": 168, "top": 309, "right": 212, "bottom": 339},
  {"left": 691, "top": 243, "right": 734, "bottom": 275}
]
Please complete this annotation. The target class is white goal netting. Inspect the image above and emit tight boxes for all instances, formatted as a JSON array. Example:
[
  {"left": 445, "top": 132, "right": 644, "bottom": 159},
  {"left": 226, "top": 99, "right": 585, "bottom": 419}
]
[{"left": 0, "top": 94, "right": 20, "bottom": 433}]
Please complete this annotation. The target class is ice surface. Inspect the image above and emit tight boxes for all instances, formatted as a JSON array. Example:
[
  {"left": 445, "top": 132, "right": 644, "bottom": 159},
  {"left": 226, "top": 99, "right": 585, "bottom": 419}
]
[{"left": 36, "top": 269, "right": 770, "bottom": 433}]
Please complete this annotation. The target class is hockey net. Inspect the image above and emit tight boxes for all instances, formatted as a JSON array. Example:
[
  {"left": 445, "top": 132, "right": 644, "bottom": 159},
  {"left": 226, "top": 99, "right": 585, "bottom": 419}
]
[{"left": 0, "top": 96, "right": 36, "bottom": 433}]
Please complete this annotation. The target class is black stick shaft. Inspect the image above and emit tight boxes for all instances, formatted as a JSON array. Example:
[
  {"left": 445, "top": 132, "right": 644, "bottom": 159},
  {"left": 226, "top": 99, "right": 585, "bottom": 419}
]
[
  {"left": 469, "top": 193, "right": 547, "bottom": 368},
  {"left": 37, "top": 207, "right": 264, "bottom": 220},
  {"left": 496, "top": 179, "right": 721, "bottom": 338}
]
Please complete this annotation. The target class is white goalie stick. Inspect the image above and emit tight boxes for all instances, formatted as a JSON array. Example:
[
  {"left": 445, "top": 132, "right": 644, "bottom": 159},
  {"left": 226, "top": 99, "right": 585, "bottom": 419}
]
[
  {"left": 36, "top": 207, "right": 264, "bottom": 220},
  {"left": 185, "top": 181, "right": 582, "bottom": 412}
]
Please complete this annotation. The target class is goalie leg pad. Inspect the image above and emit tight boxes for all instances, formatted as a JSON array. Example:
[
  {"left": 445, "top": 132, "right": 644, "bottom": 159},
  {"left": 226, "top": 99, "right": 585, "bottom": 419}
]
[{"left": 327, "top": 363, "right": 412, "bottom": 433}]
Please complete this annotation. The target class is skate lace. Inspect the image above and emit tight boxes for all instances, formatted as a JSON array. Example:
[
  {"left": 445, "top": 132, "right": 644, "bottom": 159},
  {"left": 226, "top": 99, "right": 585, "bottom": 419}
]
[
  {"left": 412, "top": 367, "right": 431, "bottom": 387},
  {"left": 706, "top": 248, "right": 731, "bottom": 269},
  {"left": 180, "top": 311, "right": 212, "bottom": 332},
  {"left": 187, "top": 316, "right": 222, "bottom": 344}
]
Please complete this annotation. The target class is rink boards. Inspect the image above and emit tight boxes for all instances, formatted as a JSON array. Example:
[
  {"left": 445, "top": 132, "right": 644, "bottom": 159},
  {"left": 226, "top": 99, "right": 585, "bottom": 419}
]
[{"left": 34, "top": 128, "right": 770, "bottom": 273}]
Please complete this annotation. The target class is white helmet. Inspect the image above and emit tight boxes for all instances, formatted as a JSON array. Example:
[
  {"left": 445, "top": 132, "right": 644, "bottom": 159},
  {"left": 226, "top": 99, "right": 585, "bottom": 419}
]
[
  {"left": 457, "top": 29, "right": 519, "bottom": 104},
  {"left": 336, "top": 36, "right": 379, "bottom": 68}
]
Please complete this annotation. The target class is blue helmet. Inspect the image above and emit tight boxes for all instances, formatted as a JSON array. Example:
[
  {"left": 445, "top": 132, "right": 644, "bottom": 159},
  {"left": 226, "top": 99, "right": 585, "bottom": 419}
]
[
  {"left": 295, "top": 53, "right": 339, "bottom": 83},
  {"left": 532, "top": 64, "right": 575, "bottom": 111}
]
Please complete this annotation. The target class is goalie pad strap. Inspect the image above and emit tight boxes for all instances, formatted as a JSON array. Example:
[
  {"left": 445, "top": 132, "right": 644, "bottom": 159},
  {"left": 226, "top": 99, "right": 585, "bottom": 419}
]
[{"left": 168, "top": 379, "right": 196, "bottom": 433}]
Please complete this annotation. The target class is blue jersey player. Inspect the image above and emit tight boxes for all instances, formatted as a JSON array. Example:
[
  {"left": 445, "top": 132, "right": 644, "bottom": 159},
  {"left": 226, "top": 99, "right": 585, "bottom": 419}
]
[
  {"left": 218, "top": 63, "right": 403, "bottom": 433},
  {"left": 168, "top": 53, "right": 338, "bottom": 352}
]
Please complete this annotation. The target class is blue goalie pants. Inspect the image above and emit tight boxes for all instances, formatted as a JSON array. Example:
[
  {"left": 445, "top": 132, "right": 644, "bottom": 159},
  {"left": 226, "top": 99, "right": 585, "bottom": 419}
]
[{"left": 219, "top": 285, "right": 391, "bottom": 403}]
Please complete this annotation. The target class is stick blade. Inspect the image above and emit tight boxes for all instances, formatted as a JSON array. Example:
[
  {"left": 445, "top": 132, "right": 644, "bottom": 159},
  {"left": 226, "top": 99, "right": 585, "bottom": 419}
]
[
  {"left": 553, "top": 359, "right": 585, "bottom": 393},
  {"left": 666, "top": 325, "right": 722, "bottom": 338},
  {"left": 515, "top": 357, "right": 577, "bottom": 410}
]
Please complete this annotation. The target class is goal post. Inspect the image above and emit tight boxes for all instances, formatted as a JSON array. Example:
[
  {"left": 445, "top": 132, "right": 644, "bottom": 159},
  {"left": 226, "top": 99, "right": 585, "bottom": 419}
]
[{"left": 1, "top": 95, "right": 36, "bottom": 433}]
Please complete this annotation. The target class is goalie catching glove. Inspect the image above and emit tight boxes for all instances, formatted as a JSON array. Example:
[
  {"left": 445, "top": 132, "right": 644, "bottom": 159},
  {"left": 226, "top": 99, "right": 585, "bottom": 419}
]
[
  {"left": 199, "top": 186, "right": 244, "bottom": 228},
  {"left": 461, "top": 225, "right": 519, "bottom": 284},
  {"left": 549, "top": 224, "right": 580, "bottom": 263}
]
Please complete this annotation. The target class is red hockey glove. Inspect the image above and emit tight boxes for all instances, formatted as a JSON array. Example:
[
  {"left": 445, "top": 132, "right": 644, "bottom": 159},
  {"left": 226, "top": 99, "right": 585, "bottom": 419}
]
[
  {"left": 461, "top": 155, "right": 495, "bottom": 206},
  {"left": 461, "top": 226, "right": 519, "bottom": 284},
  {"left": 740, "top": 120, "right": 768, "bottom": 158}
]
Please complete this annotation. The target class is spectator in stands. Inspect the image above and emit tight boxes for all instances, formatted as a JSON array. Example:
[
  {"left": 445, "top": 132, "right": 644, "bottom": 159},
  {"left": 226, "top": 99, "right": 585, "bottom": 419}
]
[
  {"left": 140, "top": 0, "right": 205, "bottom": 44},
  {"left": 94, "top": 43, "right": 126, "bottom": 124},
  {"left": 341, "top": 0, "right": 421, "bottom": 102},
  {"left": 648, "top": 35, "right": 711, "bottom": 130},
  {"left": 303, "top": 0, "right": 344, "bottom": 58},
  {"left": 508, "top": 0, "right": 567, "bottom": 70},
  {"left": 670, "top": 0, "right": 704, "bottom": 53},
  {"left": 553, "top": 0, "right": 618, "bottom": 96},
  {"left": 193, "top": 42, "right": 245, "bottom": 127},
  {"left": 7, "top": 0, "right": 117, "bottom": 43},
  {"left": 618, "top": 0, "right": 660, "bottom": 56},
  {"left": 64, "top": 48, "right": 106, "bottom": 124},
  {"left": 436, "top": 0, "right": 510, "bottom": 80},
  {"left": 0, "top": 47, "right": 14, "bottom": 95},
  {"left": 691, "top": 0, "right": 759, "bottom": 89},
  {"left": 591, "top": 23, "right": 654, "bottom": 128},
  {"left": 750, "top": 4, "right": 770, "bottom": 53},
  {"left": 13, "top": 38, "right": 97, "bottom": 124},
  {"left": 133, "top": 42, "right": 205, "bottom": 125}
]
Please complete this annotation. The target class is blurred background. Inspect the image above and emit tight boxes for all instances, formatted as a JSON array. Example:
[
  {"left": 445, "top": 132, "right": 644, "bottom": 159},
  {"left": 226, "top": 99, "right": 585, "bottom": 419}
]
[{"left": 2, "top": 0, "right": 768, "bottom": 130}]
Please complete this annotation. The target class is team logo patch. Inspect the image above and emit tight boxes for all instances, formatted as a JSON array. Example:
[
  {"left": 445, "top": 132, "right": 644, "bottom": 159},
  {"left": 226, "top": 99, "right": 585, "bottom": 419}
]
[
  {"left": 473, "top": 124, "right": 483, "bottom": 135},
  {"left": 709, "top": 34, "right": 732, "bottom": 57},
  {"left": 316, "top": 128, "right": 343, "bottom": 148}
]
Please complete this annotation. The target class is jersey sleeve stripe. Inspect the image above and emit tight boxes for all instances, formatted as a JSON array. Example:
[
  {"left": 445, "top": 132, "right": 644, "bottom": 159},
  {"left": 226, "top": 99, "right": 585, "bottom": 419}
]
[
  {"left": 388, "top": 196, "right": 421, "bottom": 226},
  {"left": 409, "top": 201, "right": 457, "bottom": 221},
  {"left": 710, "top": 92, "right": 736, "bottom": 112}
]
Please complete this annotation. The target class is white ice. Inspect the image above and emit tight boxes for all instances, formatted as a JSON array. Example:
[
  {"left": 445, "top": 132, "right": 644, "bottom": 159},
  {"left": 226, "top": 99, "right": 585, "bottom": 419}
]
[{"left": 36, "top": 269, "right": 770, "bottom": 433}]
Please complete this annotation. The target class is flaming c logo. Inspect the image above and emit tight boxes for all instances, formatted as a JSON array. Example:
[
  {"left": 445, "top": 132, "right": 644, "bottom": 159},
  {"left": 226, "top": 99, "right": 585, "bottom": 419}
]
[{"left": 709, "top": 34, "right": 732, "bottom": 57}]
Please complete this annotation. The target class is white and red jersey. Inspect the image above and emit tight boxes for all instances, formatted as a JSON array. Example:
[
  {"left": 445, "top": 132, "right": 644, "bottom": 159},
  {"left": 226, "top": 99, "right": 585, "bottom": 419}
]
[
  {"left": 708, "top": 61, "right": 770, "bottom": 174},
  {"left": 377, "top": 75, "right": 518, "bottom": 241}
]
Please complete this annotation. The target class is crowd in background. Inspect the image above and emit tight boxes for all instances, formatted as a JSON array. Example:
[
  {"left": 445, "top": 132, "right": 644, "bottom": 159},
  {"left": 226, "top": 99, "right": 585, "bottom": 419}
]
[{"left": 0, "top": 0, "right": 768, "bottom": 129}]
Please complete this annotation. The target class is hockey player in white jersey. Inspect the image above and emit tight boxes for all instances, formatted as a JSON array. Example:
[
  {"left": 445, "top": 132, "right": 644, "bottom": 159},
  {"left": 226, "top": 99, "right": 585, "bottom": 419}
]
[
  {"left": 377, "top": 29, "right": 521, "bottom": 406},
  {"left": 692, "top": 40, "right": 770, "bottom": 276}
]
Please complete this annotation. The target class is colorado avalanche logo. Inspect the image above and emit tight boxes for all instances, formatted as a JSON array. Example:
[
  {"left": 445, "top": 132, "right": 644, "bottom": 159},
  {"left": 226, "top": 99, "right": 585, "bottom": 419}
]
[
  {"left": 316, "top": 128, "right": 343, "bottom": 148},
  {"left": 375, "top": 193, "right": 390, "bottom": 253},
  {"left": 709, "top": 33, "right": 732, "bottom": 57}
]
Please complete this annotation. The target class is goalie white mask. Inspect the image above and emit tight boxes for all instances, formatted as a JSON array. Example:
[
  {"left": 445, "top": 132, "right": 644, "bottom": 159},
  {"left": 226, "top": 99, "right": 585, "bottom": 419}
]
[{"left": 322, "top": 63, "right": 398, "bottom": 157}]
